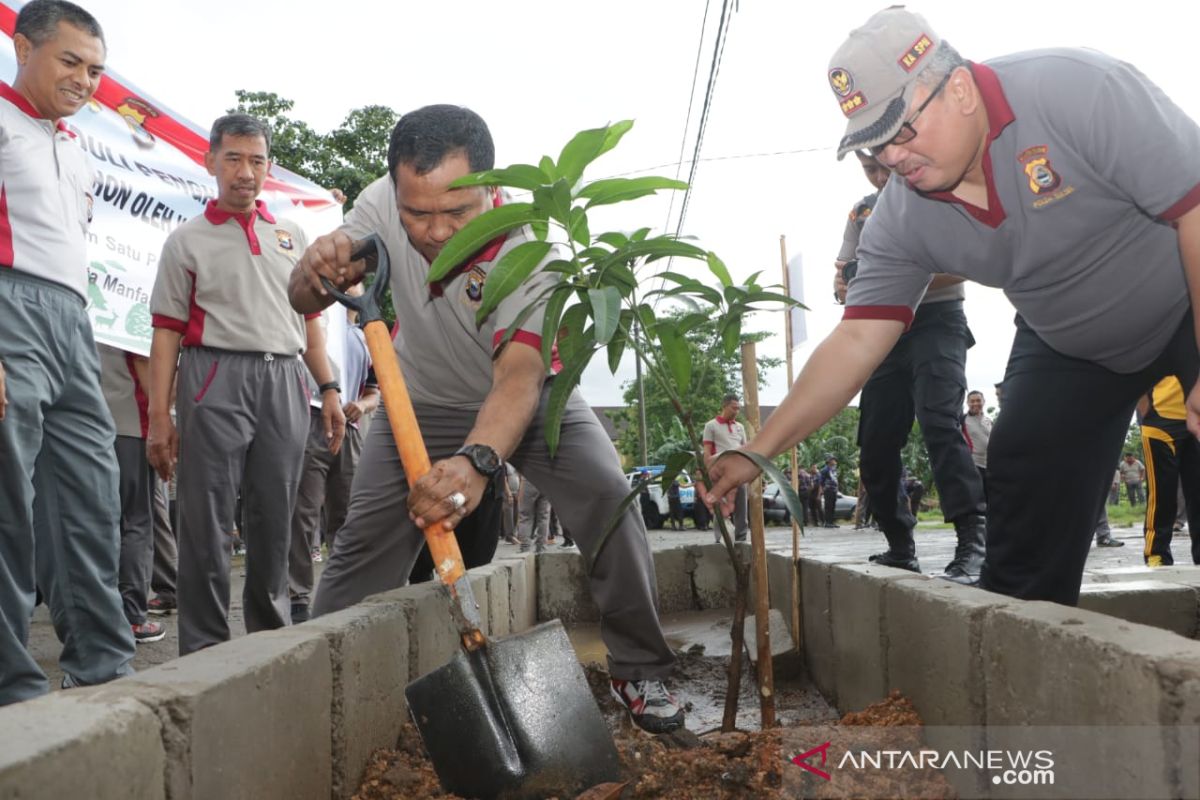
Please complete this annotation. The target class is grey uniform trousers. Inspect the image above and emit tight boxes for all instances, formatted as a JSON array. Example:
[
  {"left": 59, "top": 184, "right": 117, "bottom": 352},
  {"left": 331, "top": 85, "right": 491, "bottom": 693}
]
[
  {"left": 114, "top": 436, "right": 155, "bottom": 625},
  {"left": 516, "top": 478, "right": 550, "bottom": 553},
  {"left": 150, "top": 475, "right": 177, "bottom": 604},
  {"left": 312, "top": 386, "right": 676, "bottom": 680},
  {"left": 288, "top": 410, "right": 363, "bottom": 604},
  {"left": 0, "top": 271, "right": 135, "bottom": 705},
  {"left": 175, "top": 348, "right": 308, "bottom": 655}
]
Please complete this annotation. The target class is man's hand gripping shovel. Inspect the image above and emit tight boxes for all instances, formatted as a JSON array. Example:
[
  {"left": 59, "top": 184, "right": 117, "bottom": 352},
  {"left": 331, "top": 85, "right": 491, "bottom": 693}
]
[{"left": 323, "top": 235, "right": 621, "bottom": 799}]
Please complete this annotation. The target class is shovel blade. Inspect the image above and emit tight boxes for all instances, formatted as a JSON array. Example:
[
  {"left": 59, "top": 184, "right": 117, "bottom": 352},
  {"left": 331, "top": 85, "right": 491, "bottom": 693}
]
[{"left": 405, "top": 619, "right": 622, "bottom": 799}]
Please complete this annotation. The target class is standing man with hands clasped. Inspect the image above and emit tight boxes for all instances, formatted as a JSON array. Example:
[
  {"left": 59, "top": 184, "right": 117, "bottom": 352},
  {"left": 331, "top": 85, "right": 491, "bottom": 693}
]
[
  {"left": 146, "top": 114, "right": 344, "bottom": 655},
  {"left": 707, "top": 7, "right": 1200, "bottom": 607},
  {"left": 288, "top": 105, "right": 685, "bottom": 734},
  {"left": 0, "top": 0, "right": 136, "bottom": 705}
]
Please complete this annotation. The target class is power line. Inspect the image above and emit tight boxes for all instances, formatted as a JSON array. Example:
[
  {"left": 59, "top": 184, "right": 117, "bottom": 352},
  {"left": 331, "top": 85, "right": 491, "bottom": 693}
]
[
  {"left": 674, "top": 0, "right": 737, "bottom": 240},
  {"left": 661, "top": 0, "right": 713, "bottom": 237},
  {"left": 607, "top": 144, "right": 837, "bottom": 180}
]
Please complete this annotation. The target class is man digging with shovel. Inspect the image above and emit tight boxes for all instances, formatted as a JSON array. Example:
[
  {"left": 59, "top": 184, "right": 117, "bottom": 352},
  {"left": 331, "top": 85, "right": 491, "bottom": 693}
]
[{"left": 289, "top": 104, "right": 685, "bottom": 735}]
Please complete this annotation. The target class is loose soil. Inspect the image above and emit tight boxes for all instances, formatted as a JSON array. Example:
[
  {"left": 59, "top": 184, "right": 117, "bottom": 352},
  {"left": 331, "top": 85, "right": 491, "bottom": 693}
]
[{"left": 353, "top": 649, "right": 956, "bottom": 800}]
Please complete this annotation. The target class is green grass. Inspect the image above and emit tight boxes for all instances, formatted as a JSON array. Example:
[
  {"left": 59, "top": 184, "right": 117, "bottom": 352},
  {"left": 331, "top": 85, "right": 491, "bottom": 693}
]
[{"left": 912, "top": 496, "right": 1149, "bottom": 528}]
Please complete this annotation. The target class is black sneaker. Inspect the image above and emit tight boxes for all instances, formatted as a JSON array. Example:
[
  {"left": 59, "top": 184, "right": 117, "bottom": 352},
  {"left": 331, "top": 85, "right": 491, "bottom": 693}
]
[
  {"left": 1095, "top": 536, "right": 1125, "bottom": 548},
  {"left": 610, "top": 678, "right": 685, "bottom": 734},
  {"left": 868, "top": 550, "right": 921, "bottom": 572},
  {"left": 291, "top": 602, "right": 311, "bottom": 624}
]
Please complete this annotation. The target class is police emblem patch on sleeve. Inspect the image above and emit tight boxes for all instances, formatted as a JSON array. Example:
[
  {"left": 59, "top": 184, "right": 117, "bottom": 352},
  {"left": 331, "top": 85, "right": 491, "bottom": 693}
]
[
  {"left": 275, "top": 229, "right": 294, "bottom": 251},
  {"left": 463, "top": 265, "right": 486, "bottom": 306}
]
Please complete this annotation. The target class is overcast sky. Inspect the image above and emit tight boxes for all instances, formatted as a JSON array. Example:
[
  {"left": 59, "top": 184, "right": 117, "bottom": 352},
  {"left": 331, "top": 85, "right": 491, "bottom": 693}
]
[{"left": 42, "top": 0, "right": 1200, "bottom": 410}]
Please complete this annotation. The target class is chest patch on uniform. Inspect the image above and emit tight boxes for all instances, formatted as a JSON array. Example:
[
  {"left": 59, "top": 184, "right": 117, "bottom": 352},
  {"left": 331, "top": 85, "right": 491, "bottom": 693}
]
[
  {"left": 275, "top": 229, "right": 295, "bottom": 251},
  {"left": 1018, "top": 145, "right": 1074, "bottom": 208},
  {"left": 463, "top": 265, "right": 486, "bottom": 306}
]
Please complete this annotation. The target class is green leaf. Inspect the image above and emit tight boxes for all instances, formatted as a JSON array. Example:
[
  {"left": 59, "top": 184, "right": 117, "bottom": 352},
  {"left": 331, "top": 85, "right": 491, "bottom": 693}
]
[
  {"left": 597, "top": 259, "right": 636, "bottom": 294},
  {"left": 630, "top": 227, "right": 651, "bottom": 242},
  {"left": 568, "top": 207, "right": 591, "bottom": 247},
  {"left": 608, "top": 237, "right": 707, "bottom": 266},
  {"left": 557, "top": 303, "right": 592, "bottom": 363},
  {"left": 544, "top": 347, "right": 595, "bottom": 457},
  {"left": 533, "top": 179, "right": 573, "bottom": 226},
  {"left": 451, "top": 163, "right": 548, "bottom": 191},
  {"left": 741, "top": 289, "right": 798, "bottom": 306},
  {"left": 660, "top": 450, "right": 695, "bottom": 491},
  {"left": 715, "top": 449, "right": 806, "bottom": 533},
  {"left": 705, "top": 252, "right": 733, "bottom": 288},
  {"left": 588, "top": 286, "right": 621, "bottom": 345},
  {"left": 557, "top": 126, "right": 609, "bottom": 185},
  {"left": 606, "top": 326, "right": 627, "bottom": 374},
  {"left": 656, "top": 324, "right": 692, "bottom": 392},
  {"left": 596, "top": 231, "right": 629, "bottom": 249},
  {"left": 538, "top": 156, "right": 558, "bottom": 181},
  {"left": 635, "top": 303, "right": 657, "bottom": 331},
  {"left": 577, "top": 176, "right": 688, "bottom": 209},
  {"left": 428, "top": 203, "right": 543, "bottom": 282},
  {"left": 541, "top": 258, "right": 580, "bottom": 276},
  {"left": 719, "top": 314, "right": 742, "bottom": 358},
  {"left": 473, "top": 240, "right": 553, "bottom": 326},
  {"left": 593, "top": 478, "right": 649, "bottom": 571},
  {"left": 539, "top": 283, "right": 574, "bottom": 369},
  {"left": 598, "top": 120, "right": 635, "bottom": 159},
  {"left": 676, "top": 312, "right": 710, "bottom": 334},
  {"left": 530, "top": 219, "right": 549, "bottom": 241}
]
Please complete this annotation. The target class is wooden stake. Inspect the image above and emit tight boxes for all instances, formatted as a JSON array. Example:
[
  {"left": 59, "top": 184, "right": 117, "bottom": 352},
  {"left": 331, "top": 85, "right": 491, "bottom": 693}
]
[
  {"left": 780, "top": 235, "right": 804, "bottom": 658},
  {"left": 740, "top": 340, "right": 775, "bottom": 728}
]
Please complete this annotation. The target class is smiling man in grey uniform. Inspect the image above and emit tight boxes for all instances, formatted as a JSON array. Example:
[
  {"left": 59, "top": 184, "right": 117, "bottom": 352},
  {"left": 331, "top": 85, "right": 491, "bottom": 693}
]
[
  {"left": 147, "top": 114, "right": 344, "bottom": 655},
  {"left": 0, "top": 0, "right": 135, "bottom": 704},
  {"left": 289, "top": 105, "right": 684, "bottom": 734},
  {"left": 708, "top": 7, "right": 1200, "bottom": 607}
]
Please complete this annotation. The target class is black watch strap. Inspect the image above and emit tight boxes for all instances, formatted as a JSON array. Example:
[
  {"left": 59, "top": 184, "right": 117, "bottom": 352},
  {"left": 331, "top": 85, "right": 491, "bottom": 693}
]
[{"left": 318, "top": 381, "right": 341, "bottom": 394}]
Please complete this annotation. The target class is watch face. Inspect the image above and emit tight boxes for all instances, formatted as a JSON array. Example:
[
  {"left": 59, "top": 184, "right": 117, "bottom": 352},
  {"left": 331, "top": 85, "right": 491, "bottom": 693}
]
[{"left": 475, "top": 446, "right": 501, "bottom": 472}]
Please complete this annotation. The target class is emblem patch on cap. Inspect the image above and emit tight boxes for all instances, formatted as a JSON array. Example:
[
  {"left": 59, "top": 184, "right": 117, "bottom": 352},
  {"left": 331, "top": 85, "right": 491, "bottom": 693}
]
[
  {"left": 840, "top": 91, "right": 868, "bottom": 117},
  {"left": 275, "top": 229, "right": 294, "bottom": 251},
  {"left": 1018, "top": 146, "right": 1062, "bottom": 195},
  {"left": 829, "top": 68, "right": 854, "bottom": 97},
  {"left": 898, "top": 34, "right": 935, "bottom": 72}
]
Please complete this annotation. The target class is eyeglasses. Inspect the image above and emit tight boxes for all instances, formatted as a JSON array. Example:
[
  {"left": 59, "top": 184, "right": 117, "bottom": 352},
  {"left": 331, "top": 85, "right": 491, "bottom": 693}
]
[{"left": 867, "top": 71, "right": 952, "bottom": 157}]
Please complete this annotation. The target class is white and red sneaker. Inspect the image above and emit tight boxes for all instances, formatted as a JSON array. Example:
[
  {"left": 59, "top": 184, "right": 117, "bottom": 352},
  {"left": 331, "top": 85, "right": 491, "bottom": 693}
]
[
  {"left": 610, "top": 678, "right": 685, "bottom": 734},
  {"left": 132, "top": 621, "right": 167, "bottom": 644}
]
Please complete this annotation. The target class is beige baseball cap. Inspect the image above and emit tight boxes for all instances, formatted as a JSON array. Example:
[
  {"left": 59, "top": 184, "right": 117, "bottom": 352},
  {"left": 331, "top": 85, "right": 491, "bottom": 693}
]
[{"left": 827, "top": 6, "right": 942, "bottom": 159}]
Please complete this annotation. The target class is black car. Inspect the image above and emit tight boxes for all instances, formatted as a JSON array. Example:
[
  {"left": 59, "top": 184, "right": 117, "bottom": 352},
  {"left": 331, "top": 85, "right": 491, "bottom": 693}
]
[{"left": 762, "top": 482, "right": 856, "bottom": 524}]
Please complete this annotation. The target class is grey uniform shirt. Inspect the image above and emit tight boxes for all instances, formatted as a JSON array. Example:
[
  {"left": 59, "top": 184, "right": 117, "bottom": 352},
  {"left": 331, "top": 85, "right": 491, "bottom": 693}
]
[
  {"left": 703, "top": 416, "right": 747, "bottom": 454},
  {"left": 97, "top": 343, "right": 147, "bottom": 439},
  {"left": 342, "top": 176, "right": 563, "bottom": 410},
  {"left": 838, "top": 192, "right": 963, "bottom": 305},
  {"left": 151, "top": 200, "right": 315, "bottom": 355},
  {"left": 845, "top": 49, "right": 1200, "bottom": 373},
  {"left": 962, "top": 412, "right": 992, "bottom": 469}
]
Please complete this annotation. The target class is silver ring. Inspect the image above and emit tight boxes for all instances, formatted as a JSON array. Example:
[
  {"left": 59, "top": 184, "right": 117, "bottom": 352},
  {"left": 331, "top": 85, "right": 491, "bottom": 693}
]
[{"left": 448, "top": 491, "right": 467, "bottom": 510}]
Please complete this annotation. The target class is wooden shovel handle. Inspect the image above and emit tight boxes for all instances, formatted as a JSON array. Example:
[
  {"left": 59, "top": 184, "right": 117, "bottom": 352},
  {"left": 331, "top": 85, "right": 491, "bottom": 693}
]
[{"left": 362, "top": 319, "right": 467, "bottom": 586}]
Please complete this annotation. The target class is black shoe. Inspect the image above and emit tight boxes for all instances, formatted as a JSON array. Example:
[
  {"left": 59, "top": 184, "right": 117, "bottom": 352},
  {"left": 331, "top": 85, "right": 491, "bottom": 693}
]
[
  {"left": 823, "top": 523, "right": 839, "bottom": 528},
  {"left": 942, "top": 513, "right": 986, "bottom": 585},
  {"left": 291, "top": 602, "right": 310, "bottom": 624},
  {"left": 1095, "top": 536, "right": 1125, "bottom": 548},
  {"left": 734, "top": 533, "right": 748, "bottom": 542},
  {"left": 868, "top": 549, "right": 921, "bottom": 572}
]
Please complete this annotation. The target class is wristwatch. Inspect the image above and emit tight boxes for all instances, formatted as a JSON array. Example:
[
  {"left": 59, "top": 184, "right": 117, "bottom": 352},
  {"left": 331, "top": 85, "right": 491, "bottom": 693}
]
[
  {"left": 454, "top": 444, "right": 503, "bottom": 478},
  {"left": 318, "top": 381, "right": 341, "bottom": 395}
]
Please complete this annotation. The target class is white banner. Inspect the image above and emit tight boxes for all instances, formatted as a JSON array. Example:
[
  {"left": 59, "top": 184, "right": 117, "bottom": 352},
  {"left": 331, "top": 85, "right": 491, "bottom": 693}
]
[
  {"left": 787, "top": 252, "right": 807, "bottom": 349},
  {"left": 1, "top": 2, "right": 343, "bottom": 356}
]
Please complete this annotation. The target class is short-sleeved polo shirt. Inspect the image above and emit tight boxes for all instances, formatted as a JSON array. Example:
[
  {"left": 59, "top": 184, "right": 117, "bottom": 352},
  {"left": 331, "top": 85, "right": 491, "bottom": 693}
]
[
  {"left": 702, "top": 416, "right": 746, "bottom": 454},
  {"left": 845, "top": 49, "right": 1200, "bottom": 373},
  {"left": 0, "top": 82, "right": 94, "bottom": 297},
  {"left": 151, "top": 199, "right": 315, "bottom": 354},
  {"left": 97, "top": 343, "right": 148, "bottom": 439},
  {"left": 341, "top": 176, "right": 564, "bottom": 410}
]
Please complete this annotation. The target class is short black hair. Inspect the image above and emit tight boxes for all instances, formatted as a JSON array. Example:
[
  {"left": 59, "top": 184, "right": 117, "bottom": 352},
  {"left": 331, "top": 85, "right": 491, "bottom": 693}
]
[
  {"left": 721, "top": 393, "right": 740, "bottom": 406},
  {"left": 15, "top": 0, "right": 104, "bottom": 47},
  {"left": 209, "top": 114, "right": 272, "bottom": 156},
  {"left": 967, "top": 389, "right": 984, "bottom": 399},
  {"left": 387, "top": 104, "right": 494, "bottom": 181}
]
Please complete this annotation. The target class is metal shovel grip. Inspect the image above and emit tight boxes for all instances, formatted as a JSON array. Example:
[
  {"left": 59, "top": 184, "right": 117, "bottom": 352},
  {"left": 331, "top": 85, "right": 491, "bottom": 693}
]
[{"left": 324, "top": 235, "right": 485, "bottom": 651}]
